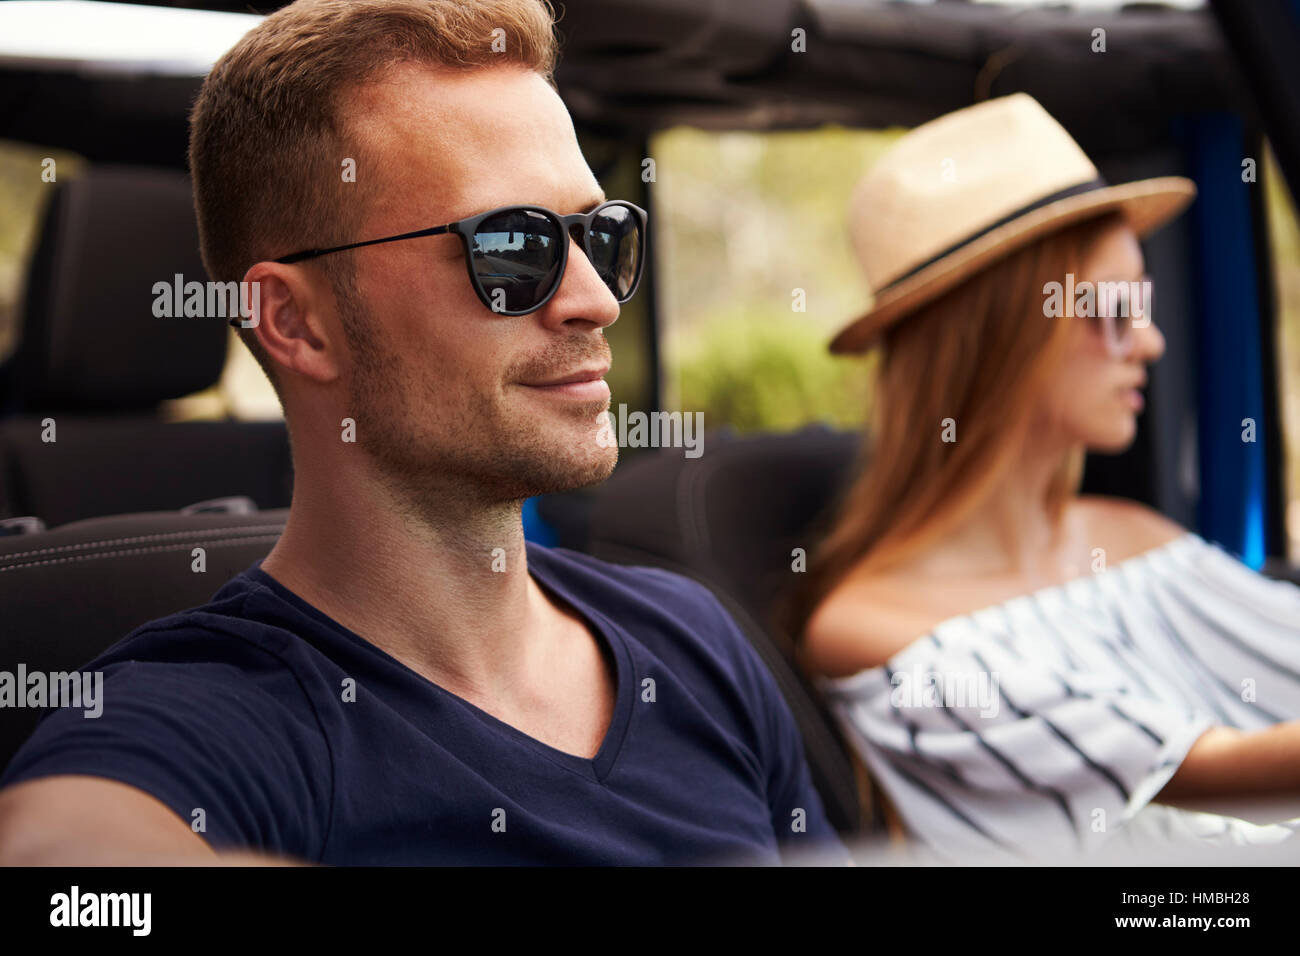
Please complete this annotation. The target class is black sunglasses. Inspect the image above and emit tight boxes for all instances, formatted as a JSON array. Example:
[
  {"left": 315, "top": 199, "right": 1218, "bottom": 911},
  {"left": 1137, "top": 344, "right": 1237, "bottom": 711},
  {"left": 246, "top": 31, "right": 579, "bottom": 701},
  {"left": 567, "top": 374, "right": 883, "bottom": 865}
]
[{"left": 272, "top": 199, "right": 648, "bottom": 316}]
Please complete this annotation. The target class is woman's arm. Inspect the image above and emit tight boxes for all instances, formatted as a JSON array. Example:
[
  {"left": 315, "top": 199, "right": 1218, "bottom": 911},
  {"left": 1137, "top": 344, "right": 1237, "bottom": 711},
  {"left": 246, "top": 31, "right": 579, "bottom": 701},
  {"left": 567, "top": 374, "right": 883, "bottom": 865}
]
[{"left": 1158, "top": 722, "right": 1300, "bottom": 802}]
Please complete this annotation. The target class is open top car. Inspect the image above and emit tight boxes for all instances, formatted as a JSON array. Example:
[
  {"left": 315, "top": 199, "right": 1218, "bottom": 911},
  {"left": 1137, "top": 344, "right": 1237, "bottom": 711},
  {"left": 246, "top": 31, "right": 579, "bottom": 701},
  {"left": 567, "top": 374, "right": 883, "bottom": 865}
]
[{"left": 1, "top": 0, "right": 1300, "bottom": 872}]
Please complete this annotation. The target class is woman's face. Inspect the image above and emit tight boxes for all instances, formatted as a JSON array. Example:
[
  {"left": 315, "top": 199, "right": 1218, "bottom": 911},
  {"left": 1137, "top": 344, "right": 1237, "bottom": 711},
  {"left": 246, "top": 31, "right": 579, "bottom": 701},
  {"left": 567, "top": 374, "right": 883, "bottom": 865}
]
[{"left": 1039, "top": 218, "right": 1165, "bottom": 453}]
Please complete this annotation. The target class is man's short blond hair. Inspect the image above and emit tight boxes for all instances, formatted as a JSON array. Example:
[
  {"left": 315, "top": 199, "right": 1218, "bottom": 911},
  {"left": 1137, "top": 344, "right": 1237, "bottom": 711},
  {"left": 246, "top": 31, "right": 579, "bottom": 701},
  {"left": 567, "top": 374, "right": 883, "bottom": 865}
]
[{"left": 188, "top": 0, "right": 559, "bottom": 396}]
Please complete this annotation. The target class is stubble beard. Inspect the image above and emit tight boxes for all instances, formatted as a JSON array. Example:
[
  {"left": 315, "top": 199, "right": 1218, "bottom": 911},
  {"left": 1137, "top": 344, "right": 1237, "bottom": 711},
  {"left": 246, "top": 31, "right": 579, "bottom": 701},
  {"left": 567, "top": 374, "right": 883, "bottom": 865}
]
[{"left": 341, "top": 297, "right": 619, "bottom": 522}]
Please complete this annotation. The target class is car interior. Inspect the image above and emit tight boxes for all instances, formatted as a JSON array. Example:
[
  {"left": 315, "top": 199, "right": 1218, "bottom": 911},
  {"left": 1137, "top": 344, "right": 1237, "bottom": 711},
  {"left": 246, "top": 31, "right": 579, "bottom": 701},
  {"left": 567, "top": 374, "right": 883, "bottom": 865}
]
[{"left": 2, "top": 0, "right": 1300, "bottom": 858}]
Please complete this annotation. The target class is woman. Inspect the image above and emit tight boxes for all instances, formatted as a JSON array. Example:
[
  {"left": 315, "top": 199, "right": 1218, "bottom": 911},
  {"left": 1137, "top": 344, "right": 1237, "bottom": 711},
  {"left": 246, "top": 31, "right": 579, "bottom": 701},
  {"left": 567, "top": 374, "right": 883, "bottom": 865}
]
[{"left": 794, "top": 94, "right": 1300, "bottom": 861}]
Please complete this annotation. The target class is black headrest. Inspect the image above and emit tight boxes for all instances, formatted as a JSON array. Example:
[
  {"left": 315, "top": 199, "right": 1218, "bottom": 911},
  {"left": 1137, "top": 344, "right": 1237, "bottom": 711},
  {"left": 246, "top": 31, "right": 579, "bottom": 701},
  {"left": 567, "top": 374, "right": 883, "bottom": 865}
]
[
  {"left": 0, "top": 418, "right": 293, "bottom": 526},
  {"left": 2, "top": 166, "right": 226, "bottom": 414}
]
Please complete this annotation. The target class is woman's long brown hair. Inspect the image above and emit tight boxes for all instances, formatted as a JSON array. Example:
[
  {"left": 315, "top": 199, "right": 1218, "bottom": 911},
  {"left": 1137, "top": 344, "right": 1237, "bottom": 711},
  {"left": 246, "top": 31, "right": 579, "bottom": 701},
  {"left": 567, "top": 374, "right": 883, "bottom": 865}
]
[{"left": 787, "top": 213, "right": 1124, "bottom": 643}]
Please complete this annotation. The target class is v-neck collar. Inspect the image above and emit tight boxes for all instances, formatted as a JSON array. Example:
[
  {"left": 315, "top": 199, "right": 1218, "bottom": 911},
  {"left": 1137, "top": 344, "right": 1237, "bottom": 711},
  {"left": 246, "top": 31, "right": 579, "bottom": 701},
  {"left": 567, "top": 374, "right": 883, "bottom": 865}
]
[{"left": 243, "top": 542, "right": 634, "bottom": 783}]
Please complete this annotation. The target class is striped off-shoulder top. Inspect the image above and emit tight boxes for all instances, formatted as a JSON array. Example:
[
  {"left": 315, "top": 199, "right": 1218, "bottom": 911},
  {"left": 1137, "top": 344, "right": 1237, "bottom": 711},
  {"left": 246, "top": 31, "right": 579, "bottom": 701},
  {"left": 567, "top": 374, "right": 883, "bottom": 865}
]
[{"left": 817, "top": 532, "right": 1300, "bottom": 861}]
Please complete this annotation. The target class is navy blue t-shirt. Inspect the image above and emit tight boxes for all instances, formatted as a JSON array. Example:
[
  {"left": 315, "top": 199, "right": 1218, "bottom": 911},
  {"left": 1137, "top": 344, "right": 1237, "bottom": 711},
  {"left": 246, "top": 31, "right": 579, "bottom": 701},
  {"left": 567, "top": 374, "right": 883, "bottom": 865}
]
[{"left": 2, "top": 543, "right": 845, "bottom": 865}]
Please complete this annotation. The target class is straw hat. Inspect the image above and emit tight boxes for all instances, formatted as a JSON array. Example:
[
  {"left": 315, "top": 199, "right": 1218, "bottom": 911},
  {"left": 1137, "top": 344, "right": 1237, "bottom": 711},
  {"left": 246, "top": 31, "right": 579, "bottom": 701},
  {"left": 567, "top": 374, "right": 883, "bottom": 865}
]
[{"left": 829, "top": 93, "right": 1196, "bottom": 354}]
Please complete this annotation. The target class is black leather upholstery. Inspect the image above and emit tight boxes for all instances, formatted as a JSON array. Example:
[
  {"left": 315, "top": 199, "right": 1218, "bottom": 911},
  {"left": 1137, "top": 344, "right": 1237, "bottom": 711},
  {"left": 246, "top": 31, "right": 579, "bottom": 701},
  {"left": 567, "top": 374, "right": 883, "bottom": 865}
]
[
  {"left": 0, "top": 509, "right": 287, "bottom": 772},
  {"left": 0, "top": 418, "right": 292, "bottom": 527}
]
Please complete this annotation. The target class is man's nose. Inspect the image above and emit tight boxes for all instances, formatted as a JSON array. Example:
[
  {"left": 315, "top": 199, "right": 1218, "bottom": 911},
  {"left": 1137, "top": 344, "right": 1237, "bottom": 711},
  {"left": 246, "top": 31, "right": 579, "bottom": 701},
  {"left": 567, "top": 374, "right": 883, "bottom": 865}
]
[{"left": 535, "top": 229, "right": 620, "bottom": 332}]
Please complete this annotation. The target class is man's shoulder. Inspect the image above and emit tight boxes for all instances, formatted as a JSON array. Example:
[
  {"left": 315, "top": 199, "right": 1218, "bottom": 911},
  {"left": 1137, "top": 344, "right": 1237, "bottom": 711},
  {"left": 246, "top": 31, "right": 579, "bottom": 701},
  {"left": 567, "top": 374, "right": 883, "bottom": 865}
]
[
  {"left": 528, "top": 543, "right": 763, "bottom": 680},
  {"left": 528, "top": 542, "right": 724, "bottom": 615},
  {"left": 88, "top": 565, "right": 315, "bottom": 676}
]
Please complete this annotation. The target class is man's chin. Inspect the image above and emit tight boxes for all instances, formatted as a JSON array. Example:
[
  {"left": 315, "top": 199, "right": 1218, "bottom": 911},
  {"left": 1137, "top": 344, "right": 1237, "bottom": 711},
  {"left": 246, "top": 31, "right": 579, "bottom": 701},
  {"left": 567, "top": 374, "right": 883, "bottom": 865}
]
[
  {"left": 490, "top": 445, "right": 618, "bottom": 501},
  {"left": 486, "top": 409, "right": 619, "bottom": 497},
  {"left": 555, "top": 451, "right": 619, "bottom": 493},
  {"left": 533, "top": 429, "right": 619, "bottom": 492}
]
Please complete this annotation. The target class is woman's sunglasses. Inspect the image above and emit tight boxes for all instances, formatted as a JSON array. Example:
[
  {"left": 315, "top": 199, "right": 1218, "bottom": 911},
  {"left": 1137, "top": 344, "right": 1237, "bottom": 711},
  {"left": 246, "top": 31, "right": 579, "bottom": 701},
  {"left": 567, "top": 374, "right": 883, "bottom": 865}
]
[
  {"left": 273, "top": 199, "right": 648, "bottom": 316},
  {"left": 1091, "top": 274, "right": 1153, "bottom": 359}
]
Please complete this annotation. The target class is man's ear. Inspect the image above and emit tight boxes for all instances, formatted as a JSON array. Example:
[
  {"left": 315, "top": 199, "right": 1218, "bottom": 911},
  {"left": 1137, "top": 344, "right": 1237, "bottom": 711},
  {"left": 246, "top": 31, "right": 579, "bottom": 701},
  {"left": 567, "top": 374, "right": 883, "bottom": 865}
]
[{"left": 241, "top": 261, "right": 343, "bottom": 386}]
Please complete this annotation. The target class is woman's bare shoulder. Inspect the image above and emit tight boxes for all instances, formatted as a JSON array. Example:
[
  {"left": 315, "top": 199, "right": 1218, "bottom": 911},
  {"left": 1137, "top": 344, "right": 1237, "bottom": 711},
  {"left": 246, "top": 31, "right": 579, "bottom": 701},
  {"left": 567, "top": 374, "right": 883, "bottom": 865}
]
[
  {"left": 1072, "top": 495, "right": 1188, "bottom": 561},
  {"left": 802, "top": 572, "right": 938, "bottom": 679},
  {"left": 803, "top": 498, "right": 1188, "bottom": 679}
]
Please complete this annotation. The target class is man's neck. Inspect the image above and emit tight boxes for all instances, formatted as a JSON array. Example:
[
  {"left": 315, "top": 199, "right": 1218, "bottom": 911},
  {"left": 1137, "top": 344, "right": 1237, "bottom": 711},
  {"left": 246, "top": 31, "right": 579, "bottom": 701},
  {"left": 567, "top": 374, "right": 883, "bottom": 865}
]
[{"left": 259, "top": 452, "right": 557, "bottom": 701}]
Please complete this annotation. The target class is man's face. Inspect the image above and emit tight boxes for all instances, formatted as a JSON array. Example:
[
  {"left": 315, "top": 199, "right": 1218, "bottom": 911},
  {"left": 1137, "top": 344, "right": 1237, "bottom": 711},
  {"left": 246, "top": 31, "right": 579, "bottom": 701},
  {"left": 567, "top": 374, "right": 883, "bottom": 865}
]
[{"left": 338, "top": 63, "right": 620, "bottom": 508}]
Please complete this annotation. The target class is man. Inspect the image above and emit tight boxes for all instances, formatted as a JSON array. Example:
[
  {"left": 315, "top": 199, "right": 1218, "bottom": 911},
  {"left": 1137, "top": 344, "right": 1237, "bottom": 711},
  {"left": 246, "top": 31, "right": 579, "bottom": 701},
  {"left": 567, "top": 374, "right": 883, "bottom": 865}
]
[{"left": 0, "top": 0, "right": 844, "bottom": 865}]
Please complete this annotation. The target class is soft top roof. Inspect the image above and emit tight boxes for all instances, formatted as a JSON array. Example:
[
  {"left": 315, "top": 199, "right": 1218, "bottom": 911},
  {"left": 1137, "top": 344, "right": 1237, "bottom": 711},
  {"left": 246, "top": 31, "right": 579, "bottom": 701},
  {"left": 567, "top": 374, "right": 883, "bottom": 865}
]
[
  {"left": 558, "top": 0, "right": 1238, "bottom": 146},
  {"left": 0, "top": 0, "right": 1241, "bottom": 163}
]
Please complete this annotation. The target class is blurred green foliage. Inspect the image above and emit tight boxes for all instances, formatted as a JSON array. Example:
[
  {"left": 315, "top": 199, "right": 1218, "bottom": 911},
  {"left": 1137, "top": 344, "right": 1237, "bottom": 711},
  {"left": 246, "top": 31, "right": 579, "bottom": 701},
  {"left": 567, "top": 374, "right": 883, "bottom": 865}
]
[
  {"left": 650, "top": 124, "right": 902, "bottom": 434},
  {"left": 674, "top": 304, "right": 871, "bottom": 433}
]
